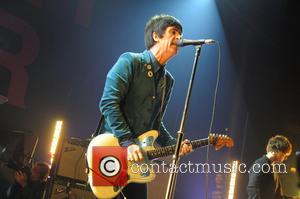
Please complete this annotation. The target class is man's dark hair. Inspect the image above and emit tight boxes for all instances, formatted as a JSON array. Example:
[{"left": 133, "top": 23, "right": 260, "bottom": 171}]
[
  {"left": 144, "top": 14, "right": 183, "bottom": 49},
  {"left": 266, "top": 135, "right": 292, "bottom": 154}
]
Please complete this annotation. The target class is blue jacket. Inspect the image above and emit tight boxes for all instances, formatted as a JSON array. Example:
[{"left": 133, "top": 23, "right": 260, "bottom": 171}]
[{"left": 100, "top": 50, "right": 176, "bottom": 146}]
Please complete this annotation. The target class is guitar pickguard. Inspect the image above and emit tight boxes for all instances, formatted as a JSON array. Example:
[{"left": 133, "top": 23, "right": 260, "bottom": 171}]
[{"left": 139, "top": 135, "right": 154, "bottom": 147}]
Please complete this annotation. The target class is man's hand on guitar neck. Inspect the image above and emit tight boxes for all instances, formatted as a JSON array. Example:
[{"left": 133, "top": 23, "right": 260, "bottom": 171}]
[
  {"left": 127, "top": 139, "right": 193, "bottom": 162},
  {"left": 179, "top": 139, "right": 193, "bottom": 156}
]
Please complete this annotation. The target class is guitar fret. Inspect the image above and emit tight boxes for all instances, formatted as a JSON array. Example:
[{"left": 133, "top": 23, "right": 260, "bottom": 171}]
[{"left": 147, "top": 138, "right": 209, "bottom": 160}]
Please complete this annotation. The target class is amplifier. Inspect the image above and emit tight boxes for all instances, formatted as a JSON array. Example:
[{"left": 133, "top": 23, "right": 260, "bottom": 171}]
[{"left": 56, "top": 138, "right": 90, "bottom": 182}]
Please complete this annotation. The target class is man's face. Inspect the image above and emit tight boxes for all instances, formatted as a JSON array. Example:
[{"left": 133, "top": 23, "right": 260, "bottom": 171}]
[{"left": 153, "top": 26, "right": 182, "bottom": 58}]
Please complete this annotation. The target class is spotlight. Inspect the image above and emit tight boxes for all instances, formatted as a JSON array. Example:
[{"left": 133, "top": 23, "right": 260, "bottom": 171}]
[
  {"left": 296, "top": 151, "right": 300, "bottom": 187},
  {"left": 49, "top": 120, "right": 63, "bottom": 166},
  {"left": 228, "top": 160, "right": 238, "bottom": 199}
]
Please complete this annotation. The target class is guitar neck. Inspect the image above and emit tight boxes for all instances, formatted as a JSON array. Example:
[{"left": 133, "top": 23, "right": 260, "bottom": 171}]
[{"left": 147, "top": 138, "right": 210, "bottom": 160}]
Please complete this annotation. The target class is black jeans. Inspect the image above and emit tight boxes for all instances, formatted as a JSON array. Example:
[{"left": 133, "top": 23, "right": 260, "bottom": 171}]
[{"left": 115, "top": 183, "right": 147, "bottom": 199}]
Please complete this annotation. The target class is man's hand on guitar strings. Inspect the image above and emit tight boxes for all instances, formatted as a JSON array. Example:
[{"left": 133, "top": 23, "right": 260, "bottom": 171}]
[{"left": 127, "top": 144, "right": 144, "bottom": 162}]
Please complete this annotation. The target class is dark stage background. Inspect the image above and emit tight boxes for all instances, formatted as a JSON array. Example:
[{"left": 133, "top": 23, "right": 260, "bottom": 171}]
[{"left": 0, "top": 0, "right": 299, "bottom": 198}]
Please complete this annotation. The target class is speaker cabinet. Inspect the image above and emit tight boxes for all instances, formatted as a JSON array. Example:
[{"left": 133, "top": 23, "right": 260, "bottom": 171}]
[{"left": 56, "top": 138, "right": 89, "bottom": 182}]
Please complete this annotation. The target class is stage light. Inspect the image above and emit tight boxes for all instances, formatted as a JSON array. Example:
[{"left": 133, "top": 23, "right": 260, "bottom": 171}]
[
  {"left": 290, "top": 167, "right": 296, "bottom": 173},
  {"left": 49, "top": 120, "right": 63, "bottom": 166},
  {"left": 228, "top": 160, "right": 238, "bottom": 199}
]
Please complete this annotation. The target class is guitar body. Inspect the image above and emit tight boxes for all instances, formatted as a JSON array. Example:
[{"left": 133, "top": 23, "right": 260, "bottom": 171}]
[
  {"left": 87, "top": 130, "right": 233, "bottom": 199},
  {"left": 86, "top": 130, "right": 159, "bottom": 199}
]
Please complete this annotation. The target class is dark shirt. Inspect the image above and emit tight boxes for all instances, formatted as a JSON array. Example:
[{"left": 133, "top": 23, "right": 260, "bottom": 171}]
[
  {"left": 247, "top": 155, "right": 285, "bottom": 199},
  {"left": 100, "top": 50, "right": 176, "bottom": 146},
  {"left": 7, "top": 180, "right": 46, "bottom": 199}
]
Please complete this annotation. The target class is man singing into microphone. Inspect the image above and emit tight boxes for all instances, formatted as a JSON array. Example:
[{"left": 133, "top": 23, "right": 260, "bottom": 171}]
[{"left": 99, "top": 14, "right": 192, "bottom": 198}]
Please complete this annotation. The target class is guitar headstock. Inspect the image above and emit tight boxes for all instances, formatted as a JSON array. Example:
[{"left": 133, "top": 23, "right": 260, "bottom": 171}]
[{"left": 208, "top": 133, "right": 234, "bottom": 150}]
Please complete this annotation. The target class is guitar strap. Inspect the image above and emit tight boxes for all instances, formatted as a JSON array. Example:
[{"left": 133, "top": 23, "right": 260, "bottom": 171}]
[{"left": 91, "top": 115, "right": 104, "bottom": 138}]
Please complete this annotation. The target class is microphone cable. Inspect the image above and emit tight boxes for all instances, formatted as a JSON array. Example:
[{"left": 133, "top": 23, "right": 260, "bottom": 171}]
[{"left": 205, "top": 41, "right": 222, "bottom": 199}]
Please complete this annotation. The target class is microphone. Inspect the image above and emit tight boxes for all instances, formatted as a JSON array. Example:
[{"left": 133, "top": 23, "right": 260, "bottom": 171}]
[{"left": 176, "top": 38, "right": 216, "bottom": 47}]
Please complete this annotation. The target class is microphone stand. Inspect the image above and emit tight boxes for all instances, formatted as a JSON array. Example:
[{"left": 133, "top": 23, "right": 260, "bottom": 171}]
[
  {"left": 165, "top": 45, "right": 203, "bottom": 199},
  {"left": 27, "top": 137, "right": 39, "bottom": 166}
]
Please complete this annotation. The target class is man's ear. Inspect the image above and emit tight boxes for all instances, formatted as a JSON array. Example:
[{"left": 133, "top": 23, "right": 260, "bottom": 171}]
[{"left": 152, "top": 32, "right": 159, "bottom": 42}]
